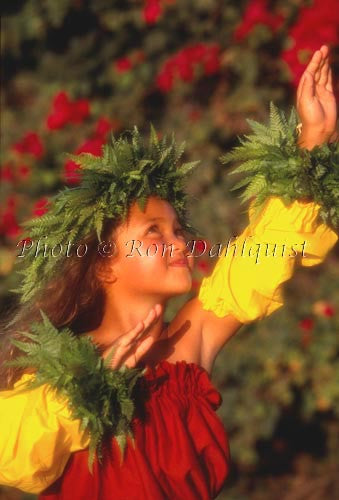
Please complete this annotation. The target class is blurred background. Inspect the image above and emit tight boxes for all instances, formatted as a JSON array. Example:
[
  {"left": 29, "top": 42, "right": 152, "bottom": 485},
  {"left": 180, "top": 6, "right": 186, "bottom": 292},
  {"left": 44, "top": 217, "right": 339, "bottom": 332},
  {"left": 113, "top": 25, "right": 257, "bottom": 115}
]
[{"left": 1, "top": 1, "right": 338, "bottom": 499}]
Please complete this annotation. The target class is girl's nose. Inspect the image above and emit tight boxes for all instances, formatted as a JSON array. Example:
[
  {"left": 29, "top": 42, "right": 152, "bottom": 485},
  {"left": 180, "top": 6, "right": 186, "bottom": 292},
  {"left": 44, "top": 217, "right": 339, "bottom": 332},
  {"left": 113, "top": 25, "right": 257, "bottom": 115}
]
[{"left": 170, "top": 233, "right": 187, "bottom": 254}]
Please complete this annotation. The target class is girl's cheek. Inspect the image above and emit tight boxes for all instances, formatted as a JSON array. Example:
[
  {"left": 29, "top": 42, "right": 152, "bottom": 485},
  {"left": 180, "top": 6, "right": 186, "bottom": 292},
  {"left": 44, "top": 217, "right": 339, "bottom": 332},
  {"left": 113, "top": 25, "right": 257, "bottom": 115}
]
[{"left": 144, "top": 239, "right": 167, "bottom": 256}]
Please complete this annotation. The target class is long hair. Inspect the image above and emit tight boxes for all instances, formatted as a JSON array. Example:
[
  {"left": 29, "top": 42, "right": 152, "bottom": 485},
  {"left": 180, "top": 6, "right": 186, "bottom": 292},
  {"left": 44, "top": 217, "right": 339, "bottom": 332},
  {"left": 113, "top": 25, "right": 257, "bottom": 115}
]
[{"left": 0, "top": 217, "right": 120, "bottom": 390}]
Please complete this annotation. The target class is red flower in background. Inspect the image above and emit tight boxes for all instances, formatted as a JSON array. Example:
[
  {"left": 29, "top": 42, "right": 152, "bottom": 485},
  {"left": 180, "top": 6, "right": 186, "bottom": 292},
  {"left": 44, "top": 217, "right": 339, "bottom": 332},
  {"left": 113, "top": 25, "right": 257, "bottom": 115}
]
[
  {"left": 323, "top": 305, "right": 335, "bottom": 317},
  {"left": 299, "top": 316, "right": 315, "bottom": 348},
  {"left": 234, "top": 0, "right": 284, "bottom": 41},
  {"left": 281, "top": 0, "right": 339, "bottom": 86},
  {"left": 46, "top": 91, "right": 90, "bottom": 130},
  {"left": 17, "top": 164, "right": 31, "bottom": 180},
  {"left": 176, "top": 51, "right": 194, "bottom": 82},
  {"left": 197, "top": 260, "right": 210, "bottom": 274},
  {"left": 12, "top": 132, "right": 44, "bottom": 159},
  {"left": 0, "top": 164, "right": 14, "bottom": 182},
  {"left": 156, "top": 44, "right": 221, "bottom": 93},
  {"left": 95, "top": 117, "right": 112, "bottom": 138},
  {"left": 71, "top": 99, "right": 90, "bottom": 124},
  {"left": 0, "top": 196, "right": 21, "bottom": 238},
  {"left": 63, "top": 160, "right": 82, "bottom": 185},
  {"left": 62, "top": 113, "right": 121, "bottom": 185},
  {"left": 32, "top": 197, "right": 49, "bottom": 217},
  {"left": 46, "top": 91, "right": 72, "bottom": 129},
  {"left": 20, "top": 237, "right": 32, "bottom": 245},
  {"left": 115, "top": 57, "right": 133, "bottom": 73},
  {"left": 313, "top": 300, "right": 336, "bottom": 318},
  {"left": 1, "top": 163, "right": 31, "bottom": 183},
  {"left": 194, "top": 239, "right": 211, "bottom": 254},
  {"left": 143, "top": 0, "right": 162, "bottom": 25},
  {"left": 298, "top": 317, "right": 314, "bottom": 332},
  {"left": 114, "top": 51, "right": 146, "bottom": 74},
  {"left": 156, "top": 63, "right": 175, "bottom": 92},
  {"left": 94, "top": 117, "right": 122, "bottom": 139},
  {"left": 76, "top": 137, "right": 105, "bottom": 156},
  {"left": 63, "top": 136, "right": 105, "bottom": 185},
  {"left": 202, "top": 45, "right": 221, "bottom": 75}
]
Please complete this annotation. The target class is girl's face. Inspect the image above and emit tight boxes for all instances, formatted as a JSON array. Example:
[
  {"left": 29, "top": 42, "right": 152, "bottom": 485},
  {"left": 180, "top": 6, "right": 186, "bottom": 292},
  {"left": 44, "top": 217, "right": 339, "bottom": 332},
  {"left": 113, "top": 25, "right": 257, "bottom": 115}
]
[{"left": 106, "top": 196, "right": 194, "bottom": 300}]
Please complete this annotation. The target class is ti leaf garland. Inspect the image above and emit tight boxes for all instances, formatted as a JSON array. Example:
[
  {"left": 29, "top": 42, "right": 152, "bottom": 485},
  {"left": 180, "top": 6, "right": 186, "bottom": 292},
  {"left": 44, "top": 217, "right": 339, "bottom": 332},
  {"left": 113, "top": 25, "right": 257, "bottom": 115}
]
[
  {"left": 5, "top": 309, "right": 147, "bottom": 471},
  {"left": 13, "top": 125, "right": 201, "bottom": 304},
  {"left": 221, "top": 102, "right": 339, "bottom": 232}
]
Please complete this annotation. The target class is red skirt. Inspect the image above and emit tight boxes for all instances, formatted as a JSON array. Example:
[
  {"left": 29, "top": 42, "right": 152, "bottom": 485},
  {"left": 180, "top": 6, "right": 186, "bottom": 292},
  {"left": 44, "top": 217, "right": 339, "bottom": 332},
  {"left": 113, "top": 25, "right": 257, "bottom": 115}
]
[{"left": 40, "top": 360, "right": 230, "bottom": 499}]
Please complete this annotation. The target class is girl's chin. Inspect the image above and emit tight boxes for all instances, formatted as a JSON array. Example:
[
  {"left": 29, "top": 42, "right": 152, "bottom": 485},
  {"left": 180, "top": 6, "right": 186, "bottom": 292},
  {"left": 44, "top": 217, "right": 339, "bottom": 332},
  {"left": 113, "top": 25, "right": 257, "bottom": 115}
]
[{"left": 170, "top": 279, "right": 192, "bottom": 295}]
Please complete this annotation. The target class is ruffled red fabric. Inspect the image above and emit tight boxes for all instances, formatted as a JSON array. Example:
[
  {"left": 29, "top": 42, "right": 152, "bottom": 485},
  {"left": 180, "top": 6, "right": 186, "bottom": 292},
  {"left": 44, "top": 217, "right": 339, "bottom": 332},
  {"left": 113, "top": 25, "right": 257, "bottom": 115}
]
[{"left": 39, "top": 360, "right": 230, "bottom": 500}]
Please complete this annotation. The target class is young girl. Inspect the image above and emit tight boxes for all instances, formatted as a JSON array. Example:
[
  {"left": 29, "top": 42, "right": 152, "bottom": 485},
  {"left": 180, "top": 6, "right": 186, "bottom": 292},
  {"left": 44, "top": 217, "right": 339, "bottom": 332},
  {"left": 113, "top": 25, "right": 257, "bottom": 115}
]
[{"left": 0, "top": 45, "right": 338, "bottom": 499}]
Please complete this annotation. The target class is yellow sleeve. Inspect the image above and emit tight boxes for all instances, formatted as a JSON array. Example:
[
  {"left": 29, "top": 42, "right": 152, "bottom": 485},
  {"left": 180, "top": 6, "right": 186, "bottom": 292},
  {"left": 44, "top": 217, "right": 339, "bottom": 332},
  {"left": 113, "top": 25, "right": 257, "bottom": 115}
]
[
  {"left": 198, "top": 196, "right": 338, "bottom": 324},
  {"left": 0, "top": 373, "right": 90, "bottom": 494}
]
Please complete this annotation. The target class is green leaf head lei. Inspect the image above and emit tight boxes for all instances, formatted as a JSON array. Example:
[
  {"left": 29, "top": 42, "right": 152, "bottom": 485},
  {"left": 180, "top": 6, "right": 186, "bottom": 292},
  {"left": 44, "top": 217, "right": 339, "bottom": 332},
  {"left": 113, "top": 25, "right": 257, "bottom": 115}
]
[{"left": 13, "top": 125, "right": 201, "bottom": 304}]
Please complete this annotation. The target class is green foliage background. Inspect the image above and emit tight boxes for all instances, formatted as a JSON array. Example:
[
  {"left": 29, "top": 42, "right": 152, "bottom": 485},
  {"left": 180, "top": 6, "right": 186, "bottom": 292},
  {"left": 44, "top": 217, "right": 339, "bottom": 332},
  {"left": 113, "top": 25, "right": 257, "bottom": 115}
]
[{"left": 1, "top": 1, "right": 338, "bottom": 498}]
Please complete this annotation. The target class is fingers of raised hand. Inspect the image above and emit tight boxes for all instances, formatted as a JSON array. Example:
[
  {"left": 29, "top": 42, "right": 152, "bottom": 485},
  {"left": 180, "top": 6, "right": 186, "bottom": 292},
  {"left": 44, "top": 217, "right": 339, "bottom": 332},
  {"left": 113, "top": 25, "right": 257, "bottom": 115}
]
[
  {"left": 104, "top": 304, "right": 162, "bottom": 368},
  {"left": 119, "top": 335, "right": 155, "bottom": 369},
  {"left": 306, "top": 49, "right": 322, "bottom": 78},
  {"left": 326, "top": 68, "right": 333, "bottom": 93},
  {"left": 140, "top": 304, "right": 162, "bottom": 336},
  {"left": 298, "top": 50, "right": 321, "bottom": 102},
  {"left": 314, "top": 45, "right": 327, "bottom": 81},
  {"left": 131, "top": 336, "right": 155, "bottom": 365},
  {"left": 297, "top": 73, "right": 305, "bottom": 104},
  {"left": 119, "top": 320, "right": 145, "bottom": 348},
  {"left": 120, "top": 304, "right": 161, "bottom": 347},
  {"left": 317, "top": 54, "right": 329, "bottom": 88},
  {"left": 298, "top": 46, "right": 332, "bottom": 103}
]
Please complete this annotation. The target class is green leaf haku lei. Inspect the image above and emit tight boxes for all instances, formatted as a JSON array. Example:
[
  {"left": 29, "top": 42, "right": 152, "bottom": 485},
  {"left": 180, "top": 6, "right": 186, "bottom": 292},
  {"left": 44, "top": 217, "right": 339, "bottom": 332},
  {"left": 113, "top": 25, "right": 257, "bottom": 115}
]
[
  {"left": 222, "top": 102, "right": 339, "bottom": 232},
  {"left": 12, "top": 125, "right": 201, "bottom": 304},
  {"left": 5, "top": 310, "right": 147, "bottom": 471}
]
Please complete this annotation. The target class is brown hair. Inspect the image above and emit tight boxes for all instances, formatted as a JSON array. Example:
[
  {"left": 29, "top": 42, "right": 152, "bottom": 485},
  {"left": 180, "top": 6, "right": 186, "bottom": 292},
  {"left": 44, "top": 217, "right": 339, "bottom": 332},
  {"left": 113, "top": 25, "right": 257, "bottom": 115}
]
[{"left": 0, "top": 216, "right": 120, "bottom": 390}]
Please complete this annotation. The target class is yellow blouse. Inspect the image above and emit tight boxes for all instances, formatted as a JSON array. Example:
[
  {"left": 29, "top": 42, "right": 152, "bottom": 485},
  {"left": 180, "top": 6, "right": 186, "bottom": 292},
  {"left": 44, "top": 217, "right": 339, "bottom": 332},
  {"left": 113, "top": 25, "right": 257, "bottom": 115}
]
[
  {"left": 198, "top": 196, "right": 338, "bottom": 323},
  {"left": 0, "top": 196, "right": 337, "bottom": 494},
  {"left": 0, "top": 373, "right": 90, "bottom": 493}
]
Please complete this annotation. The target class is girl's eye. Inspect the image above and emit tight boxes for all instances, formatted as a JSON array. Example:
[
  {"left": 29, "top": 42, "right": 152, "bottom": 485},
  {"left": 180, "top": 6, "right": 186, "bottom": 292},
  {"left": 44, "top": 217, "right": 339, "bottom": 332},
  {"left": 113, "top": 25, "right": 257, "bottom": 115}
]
[
  {"left": 146, "top": 225, "right": 185, "bottom": 237},
  {"left": 147, "top": 225, "right": 161, "bottom": 234}
]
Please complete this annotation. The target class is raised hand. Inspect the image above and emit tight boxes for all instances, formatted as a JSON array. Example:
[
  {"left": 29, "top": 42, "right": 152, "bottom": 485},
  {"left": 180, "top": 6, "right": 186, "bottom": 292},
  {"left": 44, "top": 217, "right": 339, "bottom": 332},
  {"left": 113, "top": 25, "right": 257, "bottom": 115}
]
[
  {"left": 101, "top": 304, "right": 162, "bottom": 369},
  {"left": 297, "top": 45, "right": 338, "bottom": 147}
]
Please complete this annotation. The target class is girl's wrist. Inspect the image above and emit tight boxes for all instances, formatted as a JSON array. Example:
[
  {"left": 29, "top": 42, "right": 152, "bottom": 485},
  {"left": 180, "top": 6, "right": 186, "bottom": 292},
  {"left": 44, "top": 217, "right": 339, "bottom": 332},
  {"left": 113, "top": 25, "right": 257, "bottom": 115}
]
[
  {"left": 298, "top": 134, "right": 326, "bottom": 150},
  {"left": 297, "top": 126, "right": 334, "bottom": 150}
]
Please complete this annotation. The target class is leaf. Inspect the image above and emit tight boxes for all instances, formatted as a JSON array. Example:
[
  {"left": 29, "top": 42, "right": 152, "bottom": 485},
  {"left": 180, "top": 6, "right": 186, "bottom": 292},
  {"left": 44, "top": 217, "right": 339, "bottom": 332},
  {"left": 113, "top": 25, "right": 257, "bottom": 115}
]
[
  {"left": 269, "top": 101, "right": 284, "bottom": 134},
  {"left": 116, "top": 433, "right": 127, "bottom": 466},
  {"left": 103, "top": 344, "right": 118, "bottom": 368}
]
